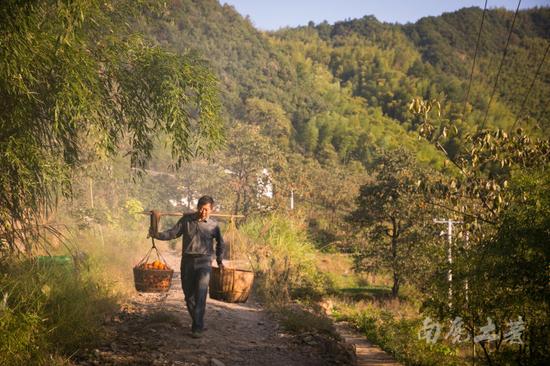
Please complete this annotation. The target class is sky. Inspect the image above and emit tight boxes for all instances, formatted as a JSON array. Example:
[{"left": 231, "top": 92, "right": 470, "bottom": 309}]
[{"left": 220, "top": 0, "right": 549, "bottom": 30}]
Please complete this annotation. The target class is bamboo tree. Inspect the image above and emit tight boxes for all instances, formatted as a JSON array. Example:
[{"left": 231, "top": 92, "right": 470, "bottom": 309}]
[{"left": 0, "top": 0, "right": 223, "bottom": 253}]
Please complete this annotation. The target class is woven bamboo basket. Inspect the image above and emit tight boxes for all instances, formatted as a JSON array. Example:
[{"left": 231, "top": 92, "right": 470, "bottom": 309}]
[
  {"left": 209, "top": 266, "right": 254, "bottom": 303},
  {"left": 133, "top": 266, "right": 173, "bottom": 292},
  {"left": 133, "top": 238, "right": 173, "bottom": 293},
  {"left": 209, "top": 219, "right": 254, "bottom": 303}
]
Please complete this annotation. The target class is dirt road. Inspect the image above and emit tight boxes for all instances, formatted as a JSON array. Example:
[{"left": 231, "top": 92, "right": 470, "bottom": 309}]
[{"left": 75, "top": 245, "right": 347, "bottom": 366}]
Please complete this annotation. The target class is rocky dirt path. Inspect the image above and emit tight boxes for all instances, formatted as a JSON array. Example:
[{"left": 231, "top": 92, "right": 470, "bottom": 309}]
[{"left": 75, "top": 245, "right": 345, "bottom": 366}]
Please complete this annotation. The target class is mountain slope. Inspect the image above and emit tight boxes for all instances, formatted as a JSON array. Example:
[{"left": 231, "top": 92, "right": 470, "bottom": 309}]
[{"left": 136, "top": 1, "right": 549, "bottom": 166}]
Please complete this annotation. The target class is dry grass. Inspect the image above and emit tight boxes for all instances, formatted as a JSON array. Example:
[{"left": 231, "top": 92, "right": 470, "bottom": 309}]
[{"left": 0, "top": 218, "right": 155, "bottom": 365}]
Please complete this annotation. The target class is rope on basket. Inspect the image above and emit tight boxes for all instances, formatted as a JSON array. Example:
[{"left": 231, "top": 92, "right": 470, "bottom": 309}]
[
  {"left": 223, "top": 217, "right": 254, "bottom": 271},
  {"left": 135, "top": 237, "right": 170, "bottom": 267}
]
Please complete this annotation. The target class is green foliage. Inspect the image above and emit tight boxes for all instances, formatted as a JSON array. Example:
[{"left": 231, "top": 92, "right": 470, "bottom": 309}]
[
  {"left": 244, "top": 97, "right": 292, "bottom": 149},
  {"left": 334, "top": 302, "right": 465, "bottom": 366},
  {"left": 142, "top": 0, "right": 449, "bottom": 171},
  {"left": 124, "top": 198, "right": 145, "bottom": 222},
  {"left": 0, "top": 259, "right": 119, "bottom": 365},
  {"left": 480, "top": 169, "right": 549, "bottom": 364},
  {"left": 126, "top": 2, "right": 548, "bottom": 232},
  {"left": 240, "top": 213, "right": 328, "bottom": 303},
  {"left": 117, "top": 3, "right": 550, "bottom": 251},
  {"left": 224, "top": 122, "right": 283, "bottom": 214},
  {"left": 0, "top": 218, "right": 152, "bottom": 365},
  {"left": 404, "top": 7, "right": 550, "bottom": 134},
  {"left": 423, "top": 169, "right": 550, "bottom": 365},
  {"left": 351, "top": 149, "right": 440, "bottom": 297},
  {"left": 0, "top": 0, "right": 223, "bottom": 253},
  {"left": 409, "top": 100, "right": 549, "bottom": 363}
]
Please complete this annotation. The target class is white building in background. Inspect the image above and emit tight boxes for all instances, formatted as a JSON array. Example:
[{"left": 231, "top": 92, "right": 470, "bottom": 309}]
[
  {"left": 257, "top": 168, "right": 273, "bottom": 199},
  {"left": 167, "top": 167, "right": 273, "bottom": 212},
  {"left": 170, "top": 197, "right": 199, "bottom": 209},
  {"left": 223, "top": 167, "right": 273, "bottom": 199}
]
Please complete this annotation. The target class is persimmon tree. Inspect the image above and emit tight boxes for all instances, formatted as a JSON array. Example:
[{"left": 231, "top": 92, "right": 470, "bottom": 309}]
[
  {"left": 409, "top": 97, "right": 549, "bottom": 364},
  {"left": 351, "top": 149, "right": 437, "bottom": 297}
]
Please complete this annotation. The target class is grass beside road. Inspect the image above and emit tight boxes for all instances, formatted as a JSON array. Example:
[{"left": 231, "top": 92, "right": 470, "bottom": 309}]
[
  {"left": 0, "top": 257, "right": 119, "bottom": 365},
  {"left": 318, "top": 252, "right": 467, "bottom": 366},
  {"left": 0, "top": 224, "right": 148, "bottom": 366},
  {"left": 331, "top": 299, "right": 466, "bottom": 366}
]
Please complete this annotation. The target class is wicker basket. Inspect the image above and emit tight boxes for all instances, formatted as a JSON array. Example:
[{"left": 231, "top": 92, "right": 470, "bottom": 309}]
[
  {"left": 133, "top": 238, "right": 173, "bottom": 293},
  {"left": 209, "top": 266, "right": 254, "bottom": 303},
  {"left": 209, "top": 219, "right": 255, "bottom": 303},
  {"left": 133, "top": 266, "right": 174, "bottom": 292}
]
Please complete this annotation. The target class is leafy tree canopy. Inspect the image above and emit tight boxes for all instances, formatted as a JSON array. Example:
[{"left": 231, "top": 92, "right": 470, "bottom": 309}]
[{"left": 0, "top": 0, "right": 223, "bottom": 253}]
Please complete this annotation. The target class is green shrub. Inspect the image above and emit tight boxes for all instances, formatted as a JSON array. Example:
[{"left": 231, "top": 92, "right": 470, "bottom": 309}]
[
  {"left": 333, "top": 301, "right": 466, "bottom": 366},
  {"left": 240, "top": 213, "right": 329, "bottom": 304},
  {"left": 0, "top": 258, "right": 119, "bottom": 365}
]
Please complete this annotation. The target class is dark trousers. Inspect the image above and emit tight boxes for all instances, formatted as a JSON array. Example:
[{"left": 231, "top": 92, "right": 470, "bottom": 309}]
[{"left": 181, "top": 255, "right": 211, "bottom": 332}]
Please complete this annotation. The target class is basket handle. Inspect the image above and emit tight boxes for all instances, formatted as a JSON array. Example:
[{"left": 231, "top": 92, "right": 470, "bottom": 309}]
[
  {"left": 219, "top": 217, "right": 235, "bottom": 271},
  {"left": 135, "top": 237, "right": 170, "bottom": 267},
  {"left": 224, "top": 217, "right": 255, "bottom": 272},
  {"left": 229, "top": 217, "right": 235, "bottom": 262},
  {"left": 138, "top": 210, "right": 171, "bottom": 266}
]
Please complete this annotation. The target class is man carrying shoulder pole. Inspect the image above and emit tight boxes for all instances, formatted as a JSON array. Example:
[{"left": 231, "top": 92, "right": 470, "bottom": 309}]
[{"left": 150, "top": 195, "right": 224, "bottom": 338}]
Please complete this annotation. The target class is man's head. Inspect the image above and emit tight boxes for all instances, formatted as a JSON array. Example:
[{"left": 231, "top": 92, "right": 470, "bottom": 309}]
[{"left": 197, "top": 195, "right": 214, "bottom": 221}]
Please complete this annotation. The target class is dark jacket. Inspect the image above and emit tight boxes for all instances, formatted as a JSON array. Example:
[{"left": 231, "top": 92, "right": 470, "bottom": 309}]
[{"left": 155, "top": 212, "right": 224, "bottom": 263}]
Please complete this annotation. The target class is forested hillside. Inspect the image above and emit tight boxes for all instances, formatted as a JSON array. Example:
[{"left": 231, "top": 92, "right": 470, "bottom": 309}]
[
  {"left": 94, "top": 0, "right": 550, "bottom": 237},
  {"left": 65, "top": 0, "right": 549, "bottom": 255},
  {"left": 2, "top": 1, "right": 549, "bottom": 365},
  {"left": 137, "top": 1, "right": 549, "bottom": 166}
]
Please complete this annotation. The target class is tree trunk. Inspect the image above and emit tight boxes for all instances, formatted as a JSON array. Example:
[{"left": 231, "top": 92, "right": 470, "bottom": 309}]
[
  {"left": 391, "top": 217, "right": 399, "bottom": 297},
  {"left": 392, "top": 271, "right": 400, "bottom": 297},
  {"left": 243, "top": 190, "right": 250, "bottom": 214},
  {"left": 233, "top": 189, "right": 241, "bottom": 215},
  {"left": 480, "top": 342, "right": 493, "bottom": 366}
]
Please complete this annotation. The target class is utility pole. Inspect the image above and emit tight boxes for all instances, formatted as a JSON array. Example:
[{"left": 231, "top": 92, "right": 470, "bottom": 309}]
[
  {"left": 89, "top": 177, "right": 105, "bottom": 247},
  {"left": 433, "top": 218, "right": 463, "bottom": 308},
  {"left": 464, "top": 231, "right": 470, "bottom": 303},
  {"left": 464, "top": 230, "right": 476, "bottom": 366},
  {"left": 89, "top": 177, "right": 94, "bottom": 208}
]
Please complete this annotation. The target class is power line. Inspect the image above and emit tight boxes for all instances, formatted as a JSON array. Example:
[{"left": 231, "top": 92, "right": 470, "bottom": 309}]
[
  {"left": 510, "top": 41, "right": 550, "bottom": 131},
  {"left": 462, "top": 0, "right": 488, "bottom": 118},
  {"left": 480, "top": 0, "right": 522, "bottom": 130}
]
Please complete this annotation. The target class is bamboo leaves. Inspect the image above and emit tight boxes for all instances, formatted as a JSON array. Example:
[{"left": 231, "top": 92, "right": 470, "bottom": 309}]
[{"left": 0, "top": 0, "right": 223, "bottom": 253}]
